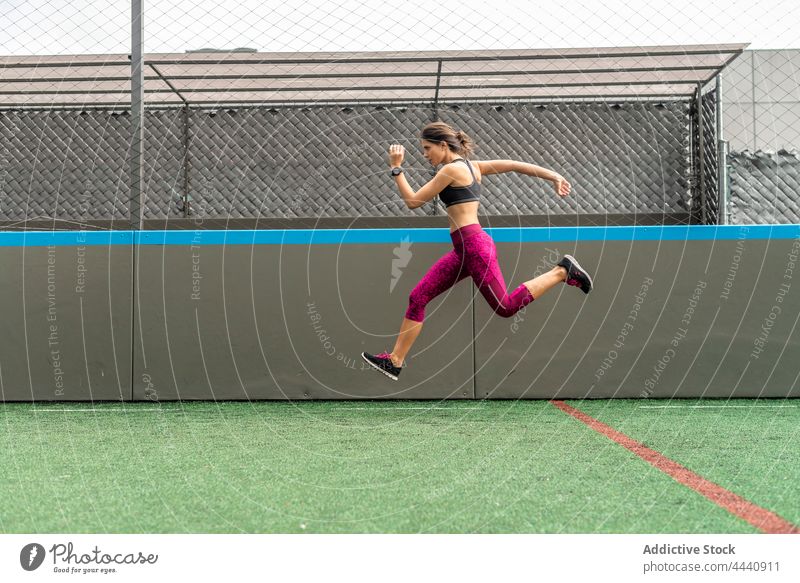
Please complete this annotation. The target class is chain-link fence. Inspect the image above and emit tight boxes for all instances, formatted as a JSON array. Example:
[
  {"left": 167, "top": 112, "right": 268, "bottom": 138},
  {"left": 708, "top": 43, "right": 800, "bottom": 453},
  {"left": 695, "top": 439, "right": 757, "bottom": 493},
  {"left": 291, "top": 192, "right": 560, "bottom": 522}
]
[
  {"left": 1, "top": 2, "right": 799, "bottom": 228},
  {"left": 0, "top": 1, "right": 130, "bottom": 228}
]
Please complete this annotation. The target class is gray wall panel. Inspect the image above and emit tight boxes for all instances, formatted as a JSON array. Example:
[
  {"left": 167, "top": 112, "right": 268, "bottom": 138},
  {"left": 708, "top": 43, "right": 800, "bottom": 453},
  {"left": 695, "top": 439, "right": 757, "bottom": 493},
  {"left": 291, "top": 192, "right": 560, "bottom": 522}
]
[
  {"left": 476, "top": 235, "right": 800, "bottom": 398},
  {"left": 3, "top": 227, "right": 798, "bottom": 401},
  {"left": 721, "top": 51, "right": 753, "bottom": 105},
  {"left": 0, "top": 243, "right": 132, "bottom": 401},
  {"left": 132, "top": 239, "right": 474, "bottom": 400},
  {"left": 752, "top": 50, "right": 800, "bottom": 103},
  {"left": 721, "top": 49, "right": 800, "bottom": 153},
  {"left": 754, "top": 103, "right": 800, "bottom": 150}
]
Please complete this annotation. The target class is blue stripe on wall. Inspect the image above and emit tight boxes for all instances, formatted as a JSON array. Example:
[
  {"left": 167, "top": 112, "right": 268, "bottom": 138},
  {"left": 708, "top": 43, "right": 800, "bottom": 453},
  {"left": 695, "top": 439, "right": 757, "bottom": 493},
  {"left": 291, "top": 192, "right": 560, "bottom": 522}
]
[
  {"left": 0, "top": 230, "right": 134, "bottom": 247},
  {"left": 1, "top": 224, "right": 798, "bottom": 247}
]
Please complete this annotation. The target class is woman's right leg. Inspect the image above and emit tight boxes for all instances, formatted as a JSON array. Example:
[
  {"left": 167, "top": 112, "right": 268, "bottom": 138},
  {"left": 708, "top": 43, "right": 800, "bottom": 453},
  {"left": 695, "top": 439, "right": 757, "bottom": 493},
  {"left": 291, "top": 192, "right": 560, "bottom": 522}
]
[
  {"left": 523, "top": 266, "right": 568, "bottom": 298},
  {"left": 462, "top": 232, "right": 568, "bottom": 318},
  {"left": 391, "top": 249, "right": 468, "bottom": 365},
  {"left": 459, "top": 233, "right": 535, "bottom": 318},
  {"left": 463, "top": 234, "right": 589, "bottom": 318}
]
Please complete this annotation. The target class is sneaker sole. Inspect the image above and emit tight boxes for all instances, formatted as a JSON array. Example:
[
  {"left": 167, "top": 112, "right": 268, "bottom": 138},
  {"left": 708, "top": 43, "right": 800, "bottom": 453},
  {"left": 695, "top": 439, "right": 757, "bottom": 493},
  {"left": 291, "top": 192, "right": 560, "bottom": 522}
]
[
  {"left": 361, "top": 352, "right": 399, "bottom": 381},
  {"left": 563, "top": 254, "right": 594, "bottom": 293}
]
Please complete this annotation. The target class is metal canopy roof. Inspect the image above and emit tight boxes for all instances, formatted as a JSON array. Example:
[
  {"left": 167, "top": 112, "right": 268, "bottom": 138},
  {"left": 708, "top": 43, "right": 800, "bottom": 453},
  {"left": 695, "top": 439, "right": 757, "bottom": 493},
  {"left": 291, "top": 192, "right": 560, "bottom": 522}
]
[{"left": 0, "top": 43, "right": 748, "bottom": 108}]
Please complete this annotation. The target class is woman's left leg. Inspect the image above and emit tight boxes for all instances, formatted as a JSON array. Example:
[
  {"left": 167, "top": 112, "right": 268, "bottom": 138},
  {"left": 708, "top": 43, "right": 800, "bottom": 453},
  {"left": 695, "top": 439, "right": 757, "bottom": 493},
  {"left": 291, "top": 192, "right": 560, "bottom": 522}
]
[{"left": 391, "top": 248, "right": 469, "bottom": 365}]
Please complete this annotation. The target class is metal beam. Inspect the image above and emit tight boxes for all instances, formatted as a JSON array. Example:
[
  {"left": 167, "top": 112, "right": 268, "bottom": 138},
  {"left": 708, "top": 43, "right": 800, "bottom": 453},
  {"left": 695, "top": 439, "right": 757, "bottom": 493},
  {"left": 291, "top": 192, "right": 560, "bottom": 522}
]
[
  {"left": 716, "top": 75, "right": 728, "bottom": 225},
  {"left": 130, "top": 0, "right": 144, "bottom": 231},
  {"left": 0, "top": 46, "right": 746, "bottom": 68},
  {"left": 129, "top": 0, "right": 144, "bottom": 404},
  {"left": 148, "top": 63, "right": 189, "bottom": 105},
  {"left": 0, "top": 65, "right": 724, "bottom": 85},
  {"left": 140, "top": 47, "right": 746, "bottom": 66},
  {"left": 696, "top": 82, "right": 706, "bottom": 225},
  {"left": 183, "top": 105, "right": 191, "bottom": 218},
  {"left": 0, "top": 79, "right": 712, "bottom": 96},
  {"left": 1, "top": 94, "right": 695, "bottom": 109},
  {"left": 432, "top": 59, "right": 443, "bottom": 121}
]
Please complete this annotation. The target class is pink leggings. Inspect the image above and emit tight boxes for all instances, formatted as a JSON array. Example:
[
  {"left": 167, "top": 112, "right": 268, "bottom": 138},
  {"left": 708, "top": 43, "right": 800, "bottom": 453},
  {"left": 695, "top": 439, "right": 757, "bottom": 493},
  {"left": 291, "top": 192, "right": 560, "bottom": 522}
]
[{"left": 405, "top": 223, "right": 534, "bottom": 322}]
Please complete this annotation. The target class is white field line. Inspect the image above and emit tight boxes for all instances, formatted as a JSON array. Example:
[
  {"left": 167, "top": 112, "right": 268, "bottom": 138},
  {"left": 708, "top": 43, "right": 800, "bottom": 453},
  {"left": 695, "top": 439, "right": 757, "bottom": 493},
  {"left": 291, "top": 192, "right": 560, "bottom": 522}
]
[
  {"left": 28, "top": 408, "right": 165, "bottom": 412},
  {"left": 638, "top": 404, "right": 798, "bottom": 409}
]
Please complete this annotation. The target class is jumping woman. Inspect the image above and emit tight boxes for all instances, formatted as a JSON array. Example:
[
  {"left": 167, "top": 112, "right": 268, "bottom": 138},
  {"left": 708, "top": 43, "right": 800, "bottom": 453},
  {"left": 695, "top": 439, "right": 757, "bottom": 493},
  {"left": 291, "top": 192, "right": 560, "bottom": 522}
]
[{"left": 362, "top": 122, "right": 593, "bottom": 381}]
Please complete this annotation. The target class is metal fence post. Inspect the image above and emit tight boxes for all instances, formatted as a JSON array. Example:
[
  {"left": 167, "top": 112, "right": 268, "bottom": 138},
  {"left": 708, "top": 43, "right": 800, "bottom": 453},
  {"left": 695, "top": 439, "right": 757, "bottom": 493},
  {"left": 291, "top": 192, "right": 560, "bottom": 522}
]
[
  {"left": 147, "top": 63, "right": 190, "bottom": 218},
  {"left": 432, "top": 59, "right": 442, "bottom": 122},
  {"left": 715, "top": 74, "right": 726, "bottom": 225},
  {"left": 130, "top": 0, "right": 144, "bottom": 402},
  {"left": 719, "top": 140, "right": 730, "bottom": 225},
  {"left": 130, "top": 0, "right": 144, "bottom": 230},
  {"left": 696, "top": 82, "right": 706, "bottom": 225},
  {"left": 183, "top": 105, "right": 190, "bottom": 217},
  {"left": 430, "top": 59, "right": 443, "bottom": 216}
]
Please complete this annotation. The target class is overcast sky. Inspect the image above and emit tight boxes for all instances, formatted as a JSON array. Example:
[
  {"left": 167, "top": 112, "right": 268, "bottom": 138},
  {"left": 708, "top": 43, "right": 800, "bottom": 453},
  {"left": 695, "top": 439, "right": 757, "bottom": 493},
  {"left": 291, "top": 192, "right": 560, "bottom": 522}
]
[{"left": 1, "top": 0, "right": 798, "bottom": 55}]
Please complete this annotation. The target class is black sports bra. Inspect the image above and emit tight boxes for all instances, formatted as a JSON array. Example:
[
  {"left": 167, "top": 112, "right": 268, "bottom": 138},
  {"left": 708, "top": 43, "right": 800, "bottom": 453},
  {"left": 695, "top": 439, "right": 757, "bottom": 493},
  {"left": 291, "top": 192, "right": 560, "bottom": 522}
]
[{"left": 438, "top": 158, "right": 481, "bottom": 208}]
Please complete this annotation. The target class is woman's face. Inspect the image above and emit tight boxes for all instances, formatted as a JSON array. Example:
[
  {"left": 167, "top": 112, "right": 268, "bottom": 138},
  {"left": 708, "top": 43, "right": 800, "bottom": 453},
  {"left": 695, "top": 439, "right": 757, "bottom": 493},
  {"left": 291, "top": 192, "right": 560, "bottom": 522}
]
[{"left": 421, "top": 139, "right": 448, "bottom": 166}]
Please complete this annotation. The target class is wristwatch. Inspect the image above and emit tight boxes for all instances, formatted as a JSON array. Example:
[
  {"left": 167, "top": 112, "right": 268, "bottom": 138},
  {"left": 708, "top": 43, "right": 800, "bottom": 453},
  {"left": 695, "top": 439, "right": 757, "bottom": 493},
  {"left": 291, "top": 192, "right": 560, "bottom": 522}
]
[{"left": 390, "top": 166, "right": 403, "bottom": 177}]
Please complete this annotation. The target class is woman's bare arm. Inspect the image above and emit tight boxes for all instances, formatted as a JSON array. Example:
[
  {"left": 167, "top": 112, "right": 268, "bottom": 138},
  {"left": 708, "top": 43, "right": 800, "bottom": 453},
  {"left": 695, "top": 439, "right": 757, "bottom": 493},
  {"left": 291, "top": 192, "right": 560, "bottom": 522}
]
[
  {"left": 387, "top": 143, "right": 458, "bottom": 209},
  {"left": 477, "top": 160, "right": 571, "bottom": 197},
  {"left": 393, "top": 168, "right": 456, "bottom": 209},
  {"left": 477, "top": 160, "right": 557, "bottom": 180}
]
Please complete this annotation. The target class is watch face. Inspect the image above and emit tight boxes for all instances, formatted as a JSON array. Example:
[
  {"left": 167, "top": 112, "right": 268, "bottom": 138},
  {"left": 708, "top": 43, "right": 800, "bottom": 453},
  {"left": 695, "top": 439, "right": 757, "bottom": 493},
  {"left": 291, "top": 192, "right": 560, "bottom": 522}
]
[{"left": 392, "top": 167, "right": 402, "bottom": 175}]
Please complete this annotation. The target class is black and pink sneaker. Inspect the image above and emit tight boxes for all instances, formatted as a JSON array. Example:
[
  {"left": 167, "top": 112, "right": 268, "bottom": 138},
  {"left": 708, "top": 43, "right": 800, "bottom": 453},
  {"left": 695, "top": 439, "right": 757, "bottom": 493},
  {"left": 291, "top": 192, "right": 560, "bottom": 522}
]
[
  {"left": 361, "top": 351, "right": 403, "bottom": 381},
  {"left": 557, "top": 254, "right": 593, "bottom": 294}
]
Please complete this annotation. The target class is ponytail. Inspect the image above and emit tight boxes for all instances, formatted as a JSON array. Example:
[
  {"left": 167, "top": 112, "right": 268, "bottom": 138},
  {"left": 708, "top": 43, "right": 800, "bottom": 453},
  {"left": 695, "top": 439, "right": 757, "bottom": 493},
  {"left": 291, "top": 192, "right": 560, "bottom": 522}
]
[
  {"left": 454, "top": 130, "right": 475, "bottom": 157},
  {"left": 421, "top": 122, "right": 477, "bottom": 157}
]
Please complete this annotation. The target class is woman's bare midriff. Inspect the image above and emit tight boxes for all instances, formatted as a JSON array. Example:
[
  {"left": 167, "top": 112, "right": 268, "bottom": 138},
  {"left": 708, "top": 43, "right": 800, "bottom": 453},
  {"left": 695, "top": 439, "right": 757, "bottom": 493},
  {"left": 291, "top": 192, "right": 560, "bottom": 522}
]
[
  {"left": 447, "top": 201, "right": 481, "bottom": 232},
  {"left": 446, "top": 161, "right": 482, "bottom": 233}
]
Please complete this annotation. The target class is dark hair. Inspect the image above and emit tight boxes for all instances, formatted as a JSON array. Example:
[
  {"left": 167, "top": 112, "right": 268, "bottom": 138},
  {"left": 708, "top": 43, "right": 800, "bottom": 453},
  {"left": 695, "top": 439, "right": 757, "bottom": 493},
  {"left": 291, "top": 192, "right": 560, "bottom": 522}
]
[{"left": 420, "top": 121, "right": 476, "bottom": 157}]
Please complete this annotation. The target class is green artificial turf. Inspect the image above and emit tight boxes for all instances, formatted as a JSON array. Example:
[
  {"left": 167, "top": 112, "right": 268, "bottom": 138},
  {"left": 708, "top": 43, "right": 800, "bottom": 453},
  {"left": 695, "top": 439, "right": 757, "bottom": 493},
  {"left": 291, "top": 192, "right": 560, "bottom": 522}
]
[
  {"left": 0, "top": 400, "right": 795, "bottom": 533},
  {"left": 570, "top": 398, "right": 800, "bottom": 528}
]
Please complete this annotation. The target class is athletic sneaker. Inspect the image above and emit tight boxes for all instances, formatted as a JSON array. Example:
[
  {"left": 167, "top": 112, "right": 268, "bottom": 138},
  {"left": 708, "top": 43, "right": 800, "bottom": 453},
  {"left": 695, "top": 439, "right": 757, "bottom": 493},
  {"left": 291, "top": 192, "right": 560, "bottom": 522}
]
[
  {"left": 361, "top": 351, "right": 403, "bottom": 381},
  {"left": 557, "top": 254, "right": 593, "bottom": 294}
]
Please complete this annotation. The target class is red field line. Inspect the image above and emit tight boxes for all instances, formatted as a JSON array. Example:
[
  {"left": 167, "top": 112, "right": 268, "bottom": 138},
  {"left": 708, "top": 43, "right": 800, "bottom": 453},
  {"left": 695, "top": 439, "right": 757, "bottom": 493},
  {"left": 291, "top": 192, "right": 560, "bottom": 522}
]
[{"left": 551, "top": 400, "right": 799, "bottom": 534}]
